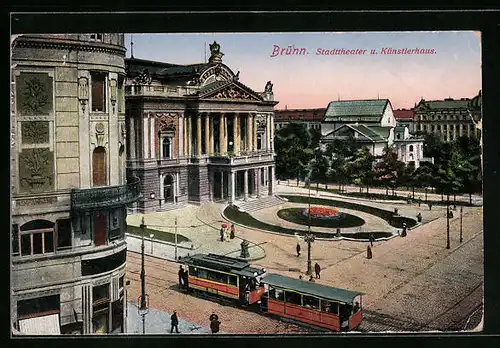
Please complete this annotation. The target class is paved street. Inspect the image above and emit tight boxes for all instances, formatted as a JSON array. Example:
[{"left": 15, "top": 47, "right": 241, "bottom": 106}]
[{"left": 125, "top": 183, "right": 483, "bottom": 333}]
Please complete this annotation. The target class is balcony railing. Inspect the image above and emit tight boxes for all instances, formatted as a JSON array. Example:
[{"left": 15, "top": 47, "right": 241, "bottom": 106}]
[
  {"left": 125, "top": 84, "right": 199, "bottom": 98},
  {"left": 71, "top": 177, "right": 141, "bottom": 211}
]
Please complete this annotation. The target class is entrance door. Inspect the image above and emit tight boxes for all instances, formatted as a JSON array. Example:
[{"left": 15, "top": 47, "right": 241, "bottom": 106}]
[
  {"left": 92, "top": 147, "right": 107, "bottom": 186},
  {"left": 94, "top": 213, "right": 107, "bottom": 246}
]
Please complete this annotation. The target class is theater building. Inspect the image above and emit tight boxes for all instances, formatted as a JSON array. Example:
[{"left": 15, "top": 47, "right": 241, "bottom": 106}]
[
  {"left": 274, "top": 108, "right": 325, "bottom": 132},
  {"left": 11, "top": 34, "right": 139, "bottom": 335},
  {"left": 125, "top": 42, "right": 278, "bottom": 212}
]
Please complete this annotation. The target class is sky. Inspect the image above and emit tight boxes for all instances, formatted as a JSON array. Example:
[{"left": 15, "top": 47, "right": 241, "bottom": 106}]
[{"left": 125, "top": 32, "right": 481, "bottom": 110}]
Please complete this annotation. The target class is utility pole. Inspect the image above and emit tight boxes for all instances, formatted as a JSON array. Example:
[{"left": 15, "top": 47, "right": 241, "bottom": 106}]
[
  {"left": 138, "top": 216, "right": 149, "bottom": 334},
  {"left": 446, "top": 196, "right": 450, "bottom": 249},
  {"left": 174, "top": 217, "right": 178, "bottom": 261},
  {"left": 460, "top": 206, "right": 463, "bottom": 243},
  {"left": 304, "top": 183, "right": 315, "bottom": 275}
]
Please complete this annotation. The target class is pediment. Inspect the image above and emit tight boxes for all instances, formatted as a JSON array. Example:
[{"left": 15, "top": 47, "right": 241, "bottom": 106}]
[{"left": 200, "top": 82, "right": 263, "bottom": 102}]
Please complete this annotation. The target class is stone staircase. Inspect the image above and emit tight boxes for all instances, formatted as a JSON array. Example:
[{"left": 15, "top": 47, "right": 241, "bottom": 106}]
[{"left": 235, "top": 195, "right": 287, "bottom": 213}]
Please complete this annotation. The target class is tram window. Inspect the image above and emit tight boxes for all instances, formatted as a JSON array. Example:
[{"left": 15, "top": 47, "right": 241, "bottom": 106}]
[
  {"left": 197, "top": 268, "right": 208, "bottom": 279},
  {"left": 303, "top": 295, "right": 320, "bottom": 310},
  {"left": 269, "top": 287, "right": 285, "bottom": 301},
  {"left": 206, "top": 269, "right": 227, "bottom": 284},
  {"left": 188, "top": 266, "right": 198, "bottom": 277},
  {"left": 228, "top": 275, "right": 237, "bottom": 286},
  {"left": 339, "top": 304, "right": 353, "bottom": 318},
  {"left": 285, "top": 291, "right": 302, "bottom": 306},
  {"left": 321, "top": 300, "right": 339, "bottom": 314}
]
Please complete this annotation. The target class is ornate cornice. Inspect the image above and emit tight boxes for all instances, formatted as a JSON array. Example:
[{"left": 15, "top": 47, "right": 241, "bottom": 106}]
[{"left": 14, "top": 36, "right": 126, "bottom": 57}]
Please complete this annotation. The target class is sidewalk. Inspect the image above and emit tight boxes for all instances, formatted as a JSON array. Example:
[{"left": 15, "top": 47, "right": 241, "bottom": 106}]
[{"left": 126, "top": 301, "right": 220, "bottom": 334}]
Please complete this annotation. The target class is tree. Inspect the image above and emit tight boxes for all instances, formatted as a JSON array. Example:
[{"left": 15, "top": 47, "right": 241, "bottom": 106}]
[
  {"left": 309, "top": 148, "right": 330, "bottom": 192},
  {"left": 411, "top": 163, "right": 435, "bottom": 202},
  {"left": 349, "top": 148, "right": 374, "bottom": 193},
  {"left": 373, "top": 146, "right": 405, "bottom": 196}
]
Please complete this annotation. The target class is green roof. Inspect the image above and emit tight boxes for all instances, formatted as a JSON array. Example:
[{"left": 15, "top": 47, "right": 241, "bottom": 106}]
[
  {"left": 324, "top": 99, "right": 389, "bottom": 122},
  {"left": 181, "top": 253, "right": 265, "bottom": 277},
  {"left": 262, "top": 273, "right": 362, "bottom": 303},
  {"left": 126, "top": 57, "right": 208, "bottom": 79},
  {"left": 417, "top": 99, "right": 470, "bottom": 110}
]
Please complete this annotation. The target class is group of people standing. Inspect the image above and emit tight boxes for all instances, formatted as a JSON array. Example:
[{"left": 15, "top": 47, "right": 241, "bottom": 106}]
[
  {"left": 169, "top": 310, "right": 222, "bottom": 334},
  {"left": 220, "top": 224, "right": 236, "bottom": 242}
]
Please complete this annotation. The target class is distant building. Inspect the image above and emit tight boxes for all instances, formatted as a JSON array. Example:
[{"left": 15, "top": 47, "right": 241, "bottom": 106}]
[
  {"left": 11, "top": 34, "right": 138, "bottom": 335},
  {"left": 125, "top": 42, "right": 278, "bottom": 212},
  {"left": 393, "top": 108, "right": 415, "bottom": 133},
  {"left": 413, "top": 92, "right": 482, "bottom": 142},
  {"left": 274, "top": 108, "right": 325, "bottom": 132},
  {"left": 320, "top": 99, "right": 426, "bottom": 168}
]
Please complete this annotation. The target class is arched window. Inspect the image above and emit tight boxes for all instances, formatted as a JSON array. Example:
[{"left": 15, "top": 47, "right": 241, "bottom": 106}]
[
  {"left": 92, "top": 146, "right": 107, "bottom": 186},
  {"left": 409, "top": 145, "right": 414, "bottom": 152},
  {"left": 163, "top": 175, "right": 174, "bottom": 202},
  {"left": 162, "top": 138, "right": 171, "bottom": 159}
]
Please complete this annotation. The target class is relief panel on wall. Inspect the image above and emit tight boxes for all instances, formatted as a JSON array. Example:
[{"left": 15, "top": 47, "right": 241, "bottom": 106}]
[
  {"left": 18, "top": 148, "right": 54, "bottom": 193},
  {"left": 16, "top": 72, "right": 53, "bottom": 116}
]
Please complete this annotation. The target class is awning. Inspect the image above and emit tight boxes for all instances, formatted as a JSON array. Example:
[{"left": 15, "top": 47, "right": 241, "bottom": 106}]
[{"left": 19, "top": 314, "right": 61, "bottom": 335}]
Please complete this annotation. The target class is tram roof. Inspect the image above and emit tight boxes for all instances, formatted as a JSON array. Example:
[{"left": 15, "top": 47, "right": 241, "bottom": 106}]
[
  {"left": 261, "top": 273, "right": 363, "bottom": 303},
  {"left": 182, "top": 253, "right": 265, "bottom": 276}
]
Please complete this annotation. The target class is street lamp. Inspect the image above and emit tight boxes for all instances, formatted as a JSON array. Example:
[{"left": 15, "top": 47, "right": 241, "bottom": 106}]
[
  {"left": 138, "top": 216, "right": 149, "bottom": 334},
  {"left": 460, "top": 206, "right": 463, "bottom": 243},
  {"left": 174, "top": 217, "right": 178, "bottom": 261},
  {"left": 304, "top": 181, "right": 316, "bottom": 275},
  {"left": 446, "top": 203, "right": 450, "bottom": 249}
]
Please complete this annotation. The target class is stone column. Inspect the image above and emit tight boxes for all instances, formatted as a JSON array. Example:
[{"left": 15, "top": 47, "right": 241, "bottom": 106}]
[
  {"left": 129, "top": 117, "right": 136, "bottom": 158},
  {"left": 253, "top": 168, "right": 259, "bottom": 197},
  {"left": 209, "top": 114, "right": 214, "bottom": 154},
  {"left": 143, "top": 114, "right": 149, "bottom": 158},
  {"left": 82, "top": 284, "right": 92, "bottom": 334},
  {"left": 253, "top": 114, "right": 258, "bottom": 152},
  {"left": 219, "top": 113, "right": 225, "bottom": 154},
  {"left": 183, "top": 115, "right": 188, "bottom": 156},
  {"left": 246, "top": 114, "right": 252, "bottom": 153},
  {"left": 256, "top": 168, "right": 261, "bottom": 197},
  {"left": 179, "top": 113, "right": 184, "bottom": 157},
  {"left": 266, "top": 113, "right": 270, "bottom": 151},
  {"left": 208, "top": 170, "right": 214, "bottom": 201},
  {"left": 150, "top": 115, "right": 155, "bottom": 159},
  {"left": 232, "top": 113, "right": 239, "bottom": 155},
  {"left": 270, "top": 165, "right": 275, "bottom": 195},
  {"left": 196, "top": 113, "right": 202, "bottom": 157},
  {"left": 187, "top": 114, "right": 192, "bottom": 156},
  {"left": 220, "top": 170, "right": 225, "bottom": 200},
  {"left": 244, "top": 169, "right": 249, "bottom": 201},
  {"left": 229, "top": 171, "right": 235, "bottom": 203},
  {"left": 270, "top": 114, "right": 274, "bottom": 152},
  {"left": 204, "top": 113, "right": 210, "bottom": 155}
]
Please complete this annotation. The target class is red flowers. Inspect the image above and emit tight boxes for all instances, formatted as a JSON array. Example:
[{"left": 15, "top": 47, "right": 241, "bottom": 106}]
[{"left": 305, "top": 206, "right": 340, "bottom": 217}]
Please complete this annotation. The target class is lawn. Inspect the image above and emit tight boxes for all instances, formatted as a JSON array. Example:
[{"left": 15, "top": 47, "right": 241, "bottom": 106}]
[{"left": 126, "top": 224, "right": 191, "bottom": 244}]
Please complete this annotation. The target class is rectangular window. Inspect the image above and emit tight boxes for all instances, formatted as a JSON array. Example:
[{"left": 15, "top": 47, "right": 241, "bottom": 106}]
[
  {"left": 93, "top": 284, "right": 110, "bottom": 305},
  {"left": 12, "top": 224, "right": 19, "bottom": 256},
  {"left": 109, "top": 209, "right": 122, "bottom": 240},
  {"left": 17, "top": 294, "right": 60, "bottom": 319},
  {"left": 90, "top": 34, "right": 103, "bottom": 42},
  {"left": 284, "top": 290, "right": 302, "bottom": 306},
  {"left": 91, "top": 72, "right": 106, "bottom": 112},
  {"left": 303, "top": 295, "right": 320, "bottom": 310},
  {"left": 21, "top": 234, "right": 31, "bottom": 256},
  {"left": 228, "top": 275, "right": 238, "bottom": 286},
  {"left": 111, "top": 300, "right": 123, "bottom": 333},
  {"left": 119, "top": 276, "right": 124, "bottom": 290},
  {"left": 57, "top": 218, "right": 72, "bottom": 250},
  {"left": 268, "top": 286, "right": 285, "bottom": 301},
  {"left": 32, "top": 233, "right": 43, "bottom": 254},
  {"left": 321, "top": 300, "right": 339, "bottom": 315}
]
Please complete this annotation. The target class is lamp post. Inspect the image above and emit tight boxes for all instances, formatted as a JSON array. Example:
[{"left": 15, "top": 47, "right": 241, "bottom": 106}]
[
  {"left": 138, "top": 216, "right": 149, "bottom": 334},
  {"left": 446, "top": 199, "right": 450, "bottom": 249},
  {"left": 304, "top": 181, "right": 315, "bottom": 275},
  {"left": 174, "top": 217, "right": 178, "bottom": 261},
  {"left": 460, "top": 206, "right": 463, "bottom": 243}
]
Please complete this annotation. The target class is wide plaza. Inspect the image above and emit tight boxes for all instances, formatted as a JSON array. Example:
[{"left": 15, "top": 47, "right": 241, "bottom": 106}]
[{"left": 124, "top": 182, "right": 483, "bottom": 333}]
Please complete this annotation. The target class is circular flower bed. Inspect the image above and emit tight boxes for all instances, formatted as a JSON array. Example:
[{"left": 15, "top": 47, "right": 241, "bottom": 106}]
[
  {"left": 303, "top": 206, "right": 344, "bottom": 220},
  {"left": 278, "top": 208, "right": 364, "bottom": 229}
]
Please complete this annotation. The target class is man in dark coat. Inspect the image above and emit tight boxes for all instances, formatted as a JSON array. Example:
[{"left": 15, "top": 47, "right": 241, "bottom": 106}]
[
  {"left": 369, "top": 233, "right": 375, "bottom": 247},
  {"left": 178, "top": 266, "right": 184, "bottom": 287},
  {"left": 170, "top": 311, "right": 180, "bottom": 333},
  {"left": 220, "top": 228, "right": 224, "bottom": 242},
  {"left": 314, "top": 262, "right": 321, "bottom": 279},
  {"left": 209, "top": 312, "right": 220, "bottom": 333},
  {"left": 296, "top": 243, "right": 301, "bottom": 257},
  {"left": 182, "top": 268, "right": 189, "bottom": 289}
]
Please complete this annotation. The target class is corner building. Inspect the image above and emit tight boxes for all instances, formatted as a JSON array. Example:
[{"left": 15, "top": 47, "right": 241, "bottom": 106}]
[
  {"left": 11, "top": 34, "right": 139, "bottom": 334},
  {"left": 126, "top": 43, "right": 278, "bottom": 212}
]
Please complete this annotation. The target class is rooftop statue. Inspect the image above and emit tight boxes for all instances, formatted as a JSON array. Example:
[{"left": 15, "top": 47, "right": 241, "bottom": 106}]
[{"left": 265, "top": 81, "right": 273, "bottom": 93}]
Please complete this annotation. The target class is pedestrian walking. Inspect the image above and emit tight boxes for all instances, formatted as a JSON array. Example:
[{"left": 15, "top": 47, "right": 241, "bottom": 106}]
[
  {"left": 416, "top": 212, "right": 422, "bottom": 222},
  {"left": 401, "top": 223, "right": 407, "bottom": 237},
  {"left": 209, "top": 312, "right": 220, "bottom": 334},
  {"left": 296, "top": 243, "right": 301, "bottom": 257},
  {"left": 418, "top": 198, "right": 421, "bottom": 207},
  {"left": 170, "top": 311, "right": 180, "bottom": 333},
  {"left": 230, "top": 224, "right": 235, "bottom": 239},
  {"left": 367, "top": 245, "right": 372, "bottom": 259},
  {"left": 182, "top": 269, "right": 189, "bottom": 289},
  {"left": 178, "top": 266, "right": 184, "bottom": 287},
  {"left": 220, "top": 228, "right": 224, "bottom": 242},
  {"left": 308, "top": 275, "right": 315, "bottom": 282},
  {"left": 314, "top": 262, "right": 321, "bottom": 279},
  {"left": 428, "top": 202, "right": 433, "bottom": 211},
  {"left": 299, "top": 275, "right": 303, "bottom": 280},
  {"left": 369, "top": 233, "right": 375, "bottom": 247},
  {"left": 394, "top": 208, "right": 399, "bottom": 216}
]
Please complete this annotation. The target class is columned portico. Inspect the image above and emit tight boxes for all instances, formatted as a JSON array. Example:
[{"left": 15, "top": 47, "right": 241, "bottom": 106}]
[
  {"left": 196, "top": 113, "right": 202, "bottom": 157},
  {"left": 228, "top": 171, "right": 236, "bottom": 203},
  {"left": 204, "top": 113, "right": 210, "bottom": 155}
]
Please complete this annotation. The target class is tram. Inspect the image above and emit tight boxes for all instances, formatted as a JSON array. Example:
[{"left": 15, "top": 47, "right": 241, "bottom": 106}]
[
  {"left": 181, "top": 253, "right": 363, "bottom": 331},
  {"left": 260, "top": 273, "right": 363, "bottom": 331},
  {"left": 181, "top": 253, "right": 267, "bottom": 306}
]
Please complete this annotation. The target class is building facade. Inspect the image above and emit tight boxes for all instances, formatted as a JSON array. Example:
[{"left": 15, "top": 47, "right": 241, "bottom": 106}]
[
  {"left": 11, "top": 34, "right": 139, "bottom": 335},
  {"left": 125, "top": 42, "right": 278, "bottom": 212},
  {"left": 320, "top": 99, "right": 426, "bottom": 167},
  {"left": 393, "top": 108, "right": 415, "bottom": 133},
  {"left": 274, "top": 108, "right": 325, "bottom": 132},
  {"left": 413, "top": 92, "right": 482, "bottom": 142}
]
